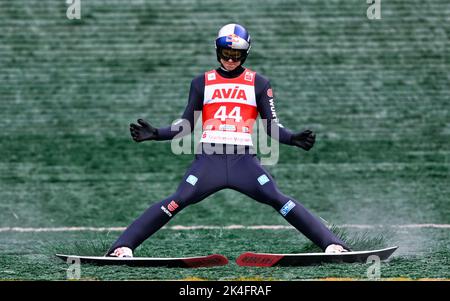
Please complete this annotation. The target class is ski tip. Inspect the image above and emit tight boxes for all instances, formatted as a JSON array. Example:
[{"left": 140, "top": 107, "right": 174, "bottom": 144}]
[
  {"left": 236, "top": 252, "right": 283, "bottom": 267},
  {"left": 56, "top": 254, "right": 91, "bottom": 262},
  {"left": 388, "top": 246, "right": 399, "bottom": 252},
  {"left": 380, "top": 246, "right": 399, "bottom": 258},
  {"left": 55, "top": 254, "right": 73, "bottom": 260}
]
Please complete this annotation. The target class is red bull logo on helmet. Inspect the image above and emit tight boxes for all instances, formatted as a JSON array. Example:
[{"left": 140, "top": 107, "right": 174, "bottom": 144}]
[{"left": 226, "top": 33, "right": 240, "bottom": 44}]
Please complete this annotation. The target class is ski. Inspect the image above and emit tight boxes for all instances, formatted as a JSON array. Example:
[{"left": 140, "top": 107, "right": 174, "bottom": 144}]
[
  {"left": 236, "top": 246, "right": 398, "bottom": 267},
  {"left": 56, "top": 253, "right": 228, "bottom": 268}
]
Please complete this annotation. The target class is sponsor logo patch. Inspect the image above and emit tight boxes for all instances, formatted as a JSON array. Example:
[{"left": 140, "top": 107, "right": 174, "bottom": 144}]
[
  {"left": 168, "top": 200, "right": 179, "bottom": 212},
  {"left": 268, "top": 99, "right": 277, "bottom": 119},
  {"left": 161, "top": 206, "right": 172, "bottom": 217},
  {"left": 280, "top": 200, "right": 296, "bottom": 216},
  {"left": 257, "top": 174, "right": 270, "bottom": 185},
  {"left": 219, "top": 124, "right": 237, "bottom": 131},
  {"left": 244, "top": 71, "right": 254, "bottom": 82},
  {"left": 226, "top": 33, "right": 240, "bottom": 44},
  {"left": 211, "top": 87, "right": 247, "bottom": 100},
  {"left": 207, "top": 72, "right": 216, "bottom": 81},
  {"left": 186, "top": 175, "right": 198, "bottom": 186},
  {"left": 267, "top": 88, "right": 273, "bottom": 97}
]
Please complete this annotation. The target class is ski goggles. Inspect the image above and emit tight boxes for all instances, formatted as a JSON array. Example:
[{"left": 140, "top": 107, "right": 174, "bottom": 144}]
[{"left": 218, "top": 48, "right": 246, "bottom": 62}]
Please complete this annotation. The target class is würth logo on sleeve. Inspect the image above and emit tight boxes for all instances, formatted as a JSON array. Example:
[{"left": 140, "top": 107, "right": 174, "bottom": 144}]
[
  {"left": 161, "top": 206, "right": 172, "bottom": 217},
  {"left": 212, "top": 86, "right": 247, "bottom": 101}
]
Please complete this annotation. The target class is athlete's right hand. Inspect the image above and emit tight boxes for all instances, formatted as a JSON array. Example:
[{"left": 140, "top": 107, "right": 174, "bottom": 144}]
[{"left": 130, "top": 119, "right": 158, "bottom": 142}]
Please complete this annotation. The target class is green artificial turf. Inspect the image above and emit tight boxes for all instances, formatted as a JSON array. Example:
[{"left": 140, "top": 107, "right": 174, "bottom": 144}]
[{"left": 0, "top": 0, "right": 449, "bottom": 280}]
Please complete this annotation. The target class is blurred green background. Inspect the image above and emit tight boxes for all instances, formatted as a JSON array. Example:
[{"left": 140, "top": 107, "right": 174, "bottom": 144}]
[{"left": 0, "top": 0, "right": 448, "bottom": 280}]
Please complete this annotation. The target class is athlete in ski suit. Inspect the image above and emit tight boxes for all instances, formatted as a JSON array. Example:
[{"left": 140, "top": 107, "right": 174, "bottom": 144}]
[{"left": 108, "top": 24, "right": 349, "bottom": 257}]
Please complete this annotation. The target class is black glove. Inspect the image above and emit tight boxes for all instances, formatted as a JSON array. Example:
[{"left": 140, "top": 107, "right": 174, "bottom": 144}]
[
  {"left": 291, "top": 130, "right": 316, "bottom": 151},
  {"left": 129, "top": 119, "right": 158, "bottom": 142}
]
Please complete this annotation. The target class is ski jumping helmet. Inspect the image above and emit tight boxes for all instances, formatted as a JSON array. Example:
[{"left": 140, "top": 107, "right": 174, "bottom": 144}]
[{"left": 215, "top": 24, "right": 251, "bottom": 65}]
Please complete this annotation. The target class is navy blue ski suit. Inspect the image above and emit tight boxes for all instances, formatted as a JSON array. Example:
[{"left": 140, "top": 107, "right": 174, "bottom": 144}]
[{"left": 108, "top": 66, "right": 348, "bottom": 253}]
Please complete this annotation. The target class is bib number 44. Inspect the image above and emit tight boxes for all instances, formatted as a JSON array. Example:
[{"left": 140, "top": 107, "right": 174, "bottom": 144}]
[{"left": 213, "top": 106, "right": 242, "bottom": 122}]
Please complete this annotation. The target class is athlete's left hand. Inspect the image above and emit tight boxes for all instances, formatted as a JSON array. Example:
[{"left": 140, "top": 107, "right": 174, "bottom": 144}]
[{"left": 291, "top": 130, "right": 316, "bottom": 151}]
